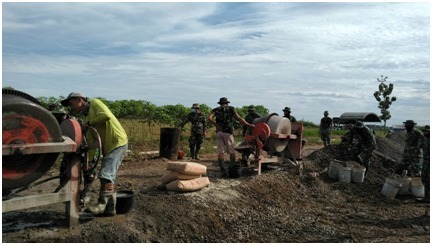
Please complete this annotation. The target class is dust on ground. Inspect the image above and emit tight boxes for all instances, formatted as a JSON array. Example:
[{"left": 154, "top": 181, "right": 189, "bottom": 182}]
[{"left": 2, "top": 132, "right": 430, "bottom": 242}]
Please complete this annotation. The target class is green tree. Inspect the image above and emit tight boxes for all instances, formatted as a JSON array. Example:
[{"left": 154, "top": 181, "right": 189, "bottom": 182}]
[{"left": 373, "top": 75, "right": 397, "bottom": 131}]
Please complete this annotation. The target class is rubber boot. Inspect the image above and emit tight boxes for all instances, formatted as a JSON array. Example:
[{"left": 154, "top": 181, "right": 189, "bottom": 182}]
[
  {"left": 189, "top": 147, "right": 195, "bottom": 160},
  {"left": 87, "top": 179, "right": 115, "bottom": 216},
  {"left": 218, "top": 159, "right": 226, "bottom": 177},
  {"left": 195, "top": 146, "right": 201, "bottom": 160},
  {"left": 104, "top": 191, "right": 117, "bottom": 216},
  {"left": 80, "top": 183, "right": 92, "bottom": 209}
]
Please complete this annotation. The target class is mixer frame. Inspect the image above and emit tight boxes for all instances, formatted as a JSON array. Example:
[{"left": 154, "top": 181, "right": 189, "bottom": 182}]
[{"left": 2, "top": 136, "right": 81, "bottom": 227}]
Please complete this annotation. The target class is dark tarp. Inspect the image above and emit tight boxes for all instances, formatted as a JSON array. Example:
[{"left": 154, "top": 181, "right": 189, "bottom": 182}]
[{"left": 336, "top": 112, "right": 381, "bottom": 124}]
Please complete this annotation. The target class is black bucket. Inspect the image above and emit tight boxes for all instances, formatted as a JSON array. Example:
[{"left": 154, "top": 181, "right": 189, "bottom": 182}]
[
  {"left": 116, "top": 190, "right": 134, "bottom": 214},
  {"left": 228, "top": 165, "right": 242, "bottom": 178}
]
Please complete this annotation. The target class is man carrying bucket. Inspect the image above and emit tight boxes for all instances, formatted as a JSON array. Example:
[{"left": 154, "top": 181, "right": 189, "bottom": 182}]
[{"left": 347, "top": 121, "right": 376, "bottom": 176}]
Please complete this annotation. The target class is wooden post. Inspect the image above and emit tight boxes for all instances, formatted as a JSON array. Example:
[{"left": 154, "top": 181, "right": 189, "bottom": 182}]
[
  {"left": 159, "top": 127, "right": 180, "bottom": 160},
  {"left": 65, "top": 154, "right": 80, "bottom": 227}
]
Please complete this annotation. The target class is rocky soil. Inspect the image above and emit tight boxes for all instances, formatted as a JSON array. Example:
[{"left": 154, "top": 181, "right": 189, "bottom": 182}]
[{"left": 2, "top": 132, "right": 430, "bottom": 243}]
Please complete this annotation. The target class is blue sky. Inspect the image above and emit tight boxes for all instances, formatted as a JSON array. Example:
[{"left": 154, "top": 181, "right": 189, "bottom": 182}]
[{"left": 2, "top": 2, "right": 430, "bottom": 126}]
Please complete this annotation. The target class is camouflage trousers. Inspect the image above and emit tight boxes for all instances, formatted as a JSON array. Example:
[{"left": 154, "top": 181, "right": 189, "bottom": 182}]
[
  {"left": 319, "top": 129, "right": 331, "bottom": 146},
  {"left": 422, "top": 161, "right": 430, "bottom": 201},
  {"left": 188, "top": 133, "right": 204, "bottom": 148}
]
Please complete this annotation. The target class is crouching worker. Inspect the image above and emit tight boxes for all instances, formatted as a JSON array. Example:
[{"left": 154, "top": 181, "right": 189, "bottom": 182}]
[
  {"left": 348, "top": 121, "right": 376, "bottom": 176},
  {"left": 61, "top": 92, "right": 128, "bottom": 216}
]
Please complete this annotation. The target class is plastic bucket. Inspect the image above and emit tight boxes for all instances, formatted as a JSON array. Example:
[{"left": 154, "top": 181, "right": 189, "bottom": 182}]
[
  {"left": 410, "top": 177, "right": 425, "bottom": 198},
  {"left": 397, "top": 176, "right": 411, "bottom": 196},
  {"left": 381, "top": 177, "right": 402, "bottom": 199},
  {"left": 338, "top": 166, "right": 352, "bottom": 183},
  {"left": 328, "top": 160, "right": 343, "bottom": 180},
  {"left": 116, "top": 190, "right": 134, "bottom": 214},
  {"left": 352, "top": 166, "right": 366, "bottom": 183},
  {"left": 228, "top": 165, "right": 242, "bottom": 178}
]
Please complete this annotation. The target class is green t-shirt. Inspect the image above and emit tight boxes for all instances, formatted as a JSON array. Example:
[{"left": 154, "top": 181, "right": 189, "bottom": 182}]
[{"left": 84, "top": 98, "right": 128, "bottom": 155}]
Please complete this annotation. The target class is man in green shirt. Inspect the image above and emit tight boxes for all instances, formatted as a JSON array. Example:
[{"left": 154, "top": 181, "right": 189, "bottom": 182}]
[{"left": 62, "top": 92, "right": 128, "bottom": 216}]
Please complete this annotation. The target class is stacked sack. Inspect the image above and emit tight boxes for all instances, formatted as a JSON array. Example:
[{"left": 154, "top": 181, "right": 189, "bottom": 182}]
[{"left": 161, "top": 161, "right": 210, "bottom": 192}]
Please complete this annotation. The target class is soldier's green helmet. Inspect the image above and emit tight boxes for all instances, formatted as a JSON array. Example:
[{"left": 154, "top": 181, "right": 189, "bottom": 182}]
[{"left": 324, "top": 111, "right": 329, "bottom": 116}]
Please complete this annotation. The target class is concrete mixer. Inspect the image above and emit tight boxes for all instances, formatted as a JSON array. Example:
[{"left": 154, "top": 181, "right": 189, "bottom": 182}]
[
  {"left": 2, "top": 89, "right": 101, "bottom": 227},
  {"left": 236, "top": 113, "right": 304, "bottom": 175}
]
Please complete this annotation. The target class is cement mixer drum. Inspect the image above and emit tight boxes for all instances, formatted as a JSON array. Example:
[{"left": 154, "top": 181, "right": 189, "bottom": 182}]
[{"left": 253, "top": 113, "right": 291, "bottom": 153}]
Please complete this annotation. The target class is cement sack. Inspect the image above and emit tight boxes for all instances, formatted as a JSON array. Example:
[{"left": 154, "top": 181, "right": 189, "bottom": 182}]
[
  {"left": 167, "top": 161, "right": 207, "bottom": 175},
  {"left": 160, "top": 170, "right": 202, "bottom": 185},
  {"left": 166, "top": 177, "right": 210, "bottom": 192}
]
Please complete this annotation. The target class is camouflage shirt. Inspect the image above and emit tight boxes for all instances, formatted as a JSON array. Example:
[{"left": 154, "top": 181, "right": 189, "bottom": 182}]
[
  {"left": 348, "top": 127, "right": 376, "bottom": 149},
  {"left": 183, "top": 111, "right": 206, "bottom": 135},
  {"left": 242, "top": 111, "right": 261, "bottom": 136},
  {"left": 319, "top": 116, "right": 332, "bottom": 130},
  {"left": 283, "top": 114, "right": 297, "bottom": 122},
  {"left": 211, "top": 105, "right": 236, "bottom": 134},
  {"left": 403, "top": 129, "right": 426, "bottom": 162}
]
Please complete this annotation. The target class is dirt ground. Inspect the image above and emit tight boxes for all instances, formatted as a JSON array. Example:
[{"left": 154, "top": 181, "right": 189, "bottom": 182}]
[{"left": 2, "top": 134, "right": 430, "bottom": 243}]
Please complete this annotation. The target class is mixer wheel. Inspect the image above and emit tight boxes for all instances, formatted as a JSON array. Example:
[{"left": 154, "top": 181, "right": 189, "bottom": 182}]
[{"left": 2, "top": 89, "right": 63, "bottom": 191}]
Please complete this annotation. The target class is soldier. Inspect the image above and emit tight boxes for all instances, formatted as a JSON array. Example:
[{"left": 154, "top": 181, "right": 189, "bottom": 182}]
[
  {"left": 241, "top": 105, "right": 262, "bottom": 166},
  {"left": 208, "top": 97, "right": 254, "bottom": 176},
  {"left": 282, "top": 107, "right": 297, "bottom": 122},
  {"left": 401, "top": 120, "right": 427, "bottom": 177},
  {"left": 419, "top": 125, "right": 430, "bottom": 203},
  {"left": 282, "top": 106, "right": 306, "bottom": 148},
  {"left": 319, "top": 111, "right": 333, "bottom": 147},
  {"left": 348, "top": 121, "right": 376, "bottom": 176},
  {"left": 180, "top": 103, "right": 206, "bottom": 160}
]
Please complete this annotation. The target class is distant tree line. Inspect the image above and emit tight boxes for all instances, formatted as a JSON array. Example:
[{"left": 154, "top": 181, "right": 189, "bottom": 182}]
[{"left": 3, "top": 86, "right": 317, "bottom": 129}]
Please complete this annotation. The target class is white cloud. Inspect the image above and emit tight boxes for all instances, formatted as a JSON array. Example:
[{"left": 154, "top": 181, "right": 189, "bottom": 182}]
[{"left": 2, "top": 2, "right": 430, "bottom": 125}]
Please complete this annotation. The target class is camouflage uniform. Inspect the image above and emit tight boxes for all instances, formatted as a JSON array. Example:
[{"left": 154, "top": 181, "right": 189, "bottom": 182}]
[
  {"left": 210, "top": 97, "right": 253, "bottom": 175},
  {"left": 282, "top": 107, "right": 306, "bottom": 148},
  {"left": 348, "top": 122, "right": 376, "bottom": 174},
  {"left": 402, "top": 120, "right": 426, "bottom": 177},
  {"left": 421, "top": 126, "right": 430, "bottom": 202},
  {"left": 319, "top": 111, "right": 333, "bottom": 147},
  {"left": 182, "top": 105, "right": 206, "bottom": 160},
  {"left": 212, "top": 105, "right": 236, "bottom": 134}
]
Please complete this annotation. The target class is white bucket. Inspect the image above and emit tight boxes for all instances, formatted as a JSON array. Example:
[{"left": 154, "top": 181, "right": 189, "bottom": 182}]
[
  {"left": 338, "top": 166, "right": 352, "bottom": 183},
  {"left": 410, "top": 177, "right": 425, "bottom": 198},
  {"left": 381, "top": 177, "right": 402, "bottom": 199},
  {"left": 352, "top": 166, "right": 366, "bottom": 183},
  {"left": 328, "top": 160, "right": 343, "bottom": 180},
  {"left": 397, "top": 176, "right": 411, "bottom": 196}
]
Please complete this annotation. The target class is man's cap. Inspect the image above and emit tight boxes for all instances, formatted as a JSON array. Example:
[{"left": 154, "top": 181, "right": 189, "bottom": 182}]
[
  {"left": 218, "top": 97, "right": 230, "bottom": 104},
  {"left": 403, "top": 120, "right": 416, "bottom": 125},
  {"left": 61, "top": 92, "right": 86, "bottom": 106},
  {"left": 422, "top": 125, "right": 430, "bottom": 132},
  {"left": 324, "top": 111, "right": 329, "bottom": 115},
  {"left": 248, "top": 105, "right": 256, "bottom": 111},
  {"left": 191, "top": 103, "right": 200, "bottom": 109},
  {"left": 282, "top": 107, "right": 291, "bottom": 112}
]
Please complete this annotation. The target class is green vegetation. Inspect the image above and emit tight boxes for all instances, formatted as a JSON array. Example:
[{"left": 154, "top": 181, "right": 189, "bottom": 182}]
[{"left": 373, "top": 75, "right": 397, "bottom": 131}]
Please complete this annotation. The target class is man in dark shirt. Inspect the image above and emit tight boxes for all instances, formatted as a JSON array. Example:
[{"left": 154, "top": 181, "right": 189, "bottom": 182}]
[
  {"left": 208, "top": 97, "right": 254, "bottom": 176},
  {"left": 319, "top": 111, "right": 333, "bottom": 147}
]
